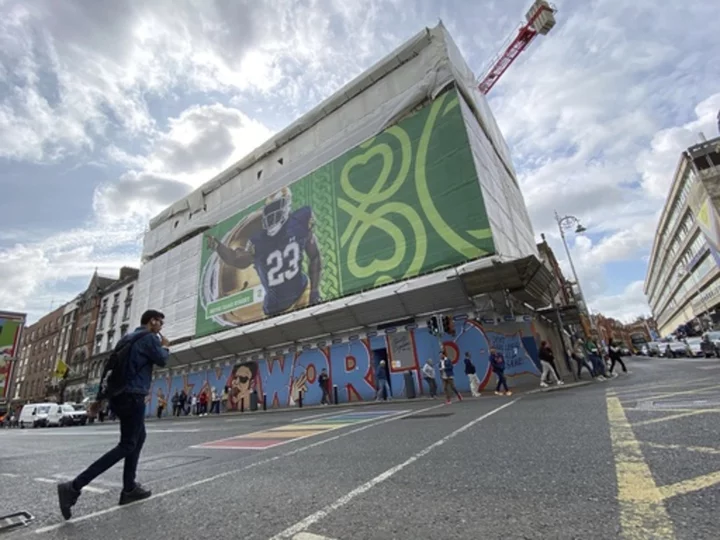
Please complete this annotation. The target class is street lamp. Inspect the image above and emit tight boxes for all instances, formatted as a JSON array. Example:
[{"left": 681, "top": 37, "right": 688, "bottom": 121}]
[{"left": 554, "top": 211, "right": 598, "bottom": 338}]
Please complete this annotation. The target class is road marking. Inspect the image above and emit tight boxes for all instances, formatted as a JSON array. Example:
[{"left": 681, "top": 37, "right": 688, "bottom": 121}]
[
  {"left": 292, "top": 534, "right": 337, "bottom": 540},
  {"left": 291, "top": 410, "right": 353, "bottom": 422},
  {"left": 644, "top": 441, "right": 720, "bottom": 456},
  {"left": 607, "top": 395, "right": 674, "bottom": 539},
  {"left": 0, "top": 473, "right": 20, "bottom": 478},
  {"left": 194, "top": 410, "right": 407, "bottom": 450},
  {"left": 697, "top": 365, "right": 720, "bottom": 370},
  {"left": 33, "top": 403, "right": 445, "bottom": 534},
  {"left": 633, "top": 384, "right": 720, "bottom": 404},
  {"left": 659, "top": 470, "right": 720, "bottom": 499},
  {"left": 613, "top": 377, "right": 717, "bottom": 397},
  {"left": 52, "top": 474, "right": 122, "bottom": 488},
  {"left": 267, "top": 399, "right": 519, "bottom": 540},
  {"left": 33, "top": 477, "right": 108, "bottom": 494},
  {"left": 632, "top": 410, "right": 717, "bottom": 427}
]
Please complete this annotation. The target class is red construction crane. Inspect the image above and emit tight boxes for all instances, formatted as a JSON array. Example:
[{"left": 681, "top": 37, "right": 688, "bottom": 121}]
[{"left": 478, "top": 0, "right": 558, "bottom": 94}]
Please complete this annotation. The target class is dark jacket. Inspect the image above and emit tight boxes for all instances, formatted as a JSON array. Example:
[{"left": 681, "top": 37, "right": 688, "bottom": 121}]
[
  {"left": 489, "top": 352, "right": 505, "bottom": 372},
  {"left": 441, "top": 357, "right": 454, "bottom": 378},
  {"left": 375, "top": 364, "right": 387, "bottom": 381},
  {"left": 464, "top": 358, "right": 476, "bottom": 375},
  {"left": 539, "top": 346, "right": 556, "bottom": 364},
  {"left": 122, "top": 327, "right": 169, "bottom": 395}
]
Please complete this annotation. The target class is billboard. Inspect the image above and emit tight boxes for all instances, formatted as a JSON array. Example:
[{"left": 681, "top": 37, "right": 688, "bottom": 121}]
[
  {"left": 0, "top": 312, "right": 25, "bottom": 401},
  {"left": 196, "top": 88, "right": 494, "bottom": 337}
]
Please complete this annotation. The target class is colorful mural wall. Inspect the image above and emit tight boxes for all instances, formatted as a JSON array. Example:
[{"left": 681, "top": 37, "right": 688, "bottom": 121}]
[{"left": 146, "top": 319, "right": 554, "bottom": 416}]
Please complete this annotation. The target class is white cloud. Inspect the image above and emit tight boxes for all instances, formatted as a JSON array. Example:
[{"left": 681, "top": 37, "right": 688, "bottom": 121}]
[{"left": 592, "top": 280, "right": 651, "bottom": 323}]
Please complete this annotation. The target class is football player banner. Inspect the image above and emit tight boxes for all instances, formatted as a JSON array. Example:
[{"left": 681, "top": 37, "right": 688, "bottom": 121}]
[{"left": 196, "top": 88, "right": 496, "bottom": 337}]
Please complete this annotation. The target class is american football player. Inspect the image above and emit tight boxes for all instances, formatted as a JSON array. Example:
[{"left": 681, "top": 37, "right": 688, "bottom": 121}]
[{"left": 207, "top": 187, "right": 323, "bottom": 317}]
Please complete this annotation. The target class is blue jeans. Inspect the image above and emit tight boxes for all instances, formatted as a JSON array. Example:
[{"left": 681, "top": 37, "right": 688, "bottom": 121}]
[
  {"left": 376, "top": 379, "right": 392, "bottom": 400},
  {"left": 74, "top": 393, "right": 147, "bottom": 492}
]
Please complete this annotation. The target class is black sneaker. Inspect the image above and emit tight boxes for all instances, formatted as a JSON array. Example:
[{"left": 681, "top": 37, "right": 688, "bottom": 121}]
[
  {"left": 57, "top": 482, "right": 80, "bottom": 520},
  {"left": 118, "top": 484, "right": 152, "bottom": 506}
]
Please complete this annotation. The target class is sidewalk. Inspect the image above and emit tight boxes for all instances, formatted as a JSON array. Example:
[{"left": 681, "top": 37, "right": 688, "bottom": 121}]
[{"left": 145, "top": 377, "right": 598, "bottom": 421}]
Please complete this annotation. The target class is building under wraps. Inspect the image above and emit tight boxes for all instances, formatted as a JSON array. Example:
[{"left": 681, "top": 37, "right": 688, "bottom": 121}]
[{"left": 133, "top": 23, "right": 564, "bottom": 413}]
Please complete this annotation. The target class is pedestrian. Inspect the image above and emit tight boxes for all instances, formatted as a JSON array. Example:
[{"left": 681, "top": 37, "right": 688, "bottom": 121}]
[
  {"left": 171, "top": 391, "right": 180, "bottom": 417},
  {"left": 211, "top": 388, "right": 220, "bottom": 414},
  {"left": 608, "top": 340, "right": 629, "bottom": 375},
  {"left": 199, "top": 391, "right": 208, "bottom": 416},
  {"left": 57, "top": 309, "right": 169, "bottom": 519},
  {"left": 221, "top": 386, "right": 229, "bottom": 412},
  {"left": 463, "top": 352, "right": 482, "bottom": 397},
  {"left": 375, "top": 360, "right": 392, "bottom": 401},
  {"left": 489, "top": 346, "right": 512, "bottom": 396},
  {"left": 191, "top": 393, "right": 198, "bottom": 415},
  {"left": 178, "top": 389, "right": 187, "bottom": 415},
  {"left": 422, "top": 358, "right": 437, "bottom": 398},
  {"left": 319, "top": 368, "right": 331, "bottom": 405},
  {"left": 538, "top": 341, "right": 564, "bottom": 388},
  {"left": 440, "top": 354, "right": 463, "bottom": 404},
  {"left": 573, "top": 339, "right": 595, "bottom": 379},
  {"left": 585, "top": 338, "right": 609, "bottom": 380},
  {"left": 156, "top": 389, "right": 166, "bottom": 419}
]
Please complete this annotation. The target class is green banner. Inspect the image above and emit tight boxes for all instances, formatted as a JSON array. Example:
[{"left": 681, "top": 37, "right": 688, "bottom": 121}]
[
  {"left": 196, "top": 89, "right": 494, "bottom": 337},
  {"left": 0, "top": 316, "right": 24, "bottom": 400}
]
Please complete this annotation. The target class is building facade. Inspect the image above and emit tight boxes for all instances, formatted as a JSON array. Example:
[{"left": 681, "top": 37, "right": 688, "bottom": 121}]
[
  {"left": 63, "top": 271, "right": 119, "bottom": 402},
  {"left": 85, "top": 269, "right": 139, "bottom": 399},
  {"left": 132, "top": 24, "right": 567, "bottom": 416},
  {"left": 1, "top": 311, "right": 26, "bottom": 407},
  {"left": 644, "top": 135, "right": 720, "bottom": 337},
  {"left": 11, "top": 305, "right": 65, "bottom": 403}
]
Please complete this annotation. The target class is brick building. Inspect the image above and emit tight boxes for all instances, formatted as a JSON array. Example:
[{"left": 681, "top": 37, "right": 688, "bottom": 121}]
[
  {"left": 62, "top": 268, "right": 137, "bottom": 402},
  {"left": 12, "top": 304, "right": 65, "bottom": 403}
]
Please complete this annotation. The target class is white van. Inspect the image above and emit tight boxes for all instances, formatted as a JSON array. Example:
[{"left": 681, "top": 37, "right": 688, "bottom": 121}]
[{"left": 18, "top": 402, "right": 64, "bottom": 428}]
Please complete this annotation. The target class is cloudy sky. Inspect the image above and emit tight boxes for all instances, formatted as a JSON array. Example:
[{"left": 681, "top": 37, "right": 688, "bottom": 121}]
[{"left": 0, "top": 0, "right": 717, "bottom": 325}]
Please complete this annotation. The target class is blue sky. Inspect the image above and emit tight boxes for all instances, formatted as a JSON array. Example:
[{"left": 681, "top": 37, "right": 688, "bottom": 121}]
[{"left": 0, "top": 0, "right": 718, "bottom": 324}]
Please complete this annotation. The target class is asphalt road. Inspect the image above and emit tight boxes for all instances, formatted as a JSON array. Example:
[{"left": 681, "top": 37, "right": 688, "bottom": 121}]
[{"left": 2, "top": 355, "right": 720, "bottom": 539}]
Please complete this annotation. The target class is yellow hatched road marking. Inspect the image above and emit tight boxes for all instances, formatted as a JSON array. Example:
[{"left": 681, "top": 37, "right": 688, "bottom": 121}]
[
  {"left": 644, "top": 441, "right": 720, "bottom": 456},
  {"left": 659, "top": 470, "right": 720, "bottom": 500},
  {"left": 607, "top": 395, "right": 675, "bottom": 539},
  {"left": 632, "top": 384, "right": 720, "bottom": 403}
]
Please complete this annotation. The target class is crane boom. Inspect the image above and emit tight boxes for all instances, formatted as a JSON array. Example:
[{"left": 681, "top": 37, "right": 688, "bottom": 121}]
[{"left": 478, "top": 1, "right": 557, "bottom": 95}]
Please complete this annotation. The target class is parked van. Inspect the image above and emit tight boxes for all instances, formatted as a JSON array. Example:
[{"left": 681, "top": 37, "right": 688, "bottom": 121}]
[{"left": 18, "top": 402, "right": 63, "bottom": 428}]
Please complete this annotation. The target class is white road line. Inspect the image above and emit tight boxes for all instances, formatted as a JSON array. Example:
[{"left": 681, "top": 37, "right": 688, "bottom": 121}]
[
  {"left": 697, "top": 365, "right": 720, "bottom": 370},
  {"left": 1, "top": 472, "right": 20, "bottom": 478},
  {"left": 268, "top": 399, "right": 519, "bottom": 540},
  {"left": 52, "top": 474, "right": 122, "bottom": 489},
  {"left": 293, "top": 533, "right": 337, "bottom": 540},
  {"left": 33, "top": 477, "right": 108, "bottom": 494},
  {"left": 34, "top": 403, "right": 445, "bottom": 535}
]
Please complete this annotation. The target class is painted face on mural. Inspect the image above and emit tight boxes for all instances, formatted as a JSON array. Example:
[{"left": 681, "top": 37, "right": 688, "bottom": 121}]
[{"left": 228, "top": 362, "right": 257, "bottom": 408}]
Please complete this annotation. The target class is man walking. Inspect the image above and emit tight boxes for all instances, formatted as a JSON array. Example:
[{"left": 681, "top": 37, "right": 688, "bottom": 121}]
[
  {"left": 422, "top": 358, "right": 437, "bottom": 398},
  {"left": 57, "top": 309, "right": 169, "bottom": 519},
  {"left": 319, "top": 368, "right": 331, "bottom": 405},
  {"left": 463, "top": 352, "right": 482, "bottom": 397}
]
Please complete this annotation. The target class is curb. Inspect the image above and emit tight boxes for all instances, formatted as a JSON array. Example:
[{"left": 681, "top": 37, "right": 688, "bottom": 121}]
[{"left": 524, "top": 380, "right": 594, "bottom": 395}]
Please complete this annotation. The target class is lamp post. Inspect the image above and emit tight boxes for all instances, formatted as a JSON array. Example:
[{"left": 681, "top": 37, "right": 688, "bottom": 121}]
[{"left": 554, "top": 211, "right": 597, "bottom": 339}]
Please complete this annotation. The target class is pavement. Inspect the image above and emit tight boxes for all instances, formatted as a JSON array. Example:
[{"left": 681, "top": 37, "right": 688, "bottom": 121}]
[{"left": 2, "top": 355, "right": 720, "bottom": 539}]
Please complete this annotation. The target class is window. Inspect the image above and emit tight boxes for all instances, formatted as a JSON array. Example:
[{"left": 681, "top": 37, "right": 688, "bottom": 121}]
[
  {"left": 122, "top": 301, "right": 131, "bottom": 321},
  {"left": 94, "top": 335, "right": 102, "bottom": 355},
  {"left": 98, "top": 311, "right": 106, "bottom": 330},
  {"left": 110, "top": 309, "right": 118, "bottom": 328},
  {"left": 106, "top": 331, "right": 115, "bottom": 352},
  {"left": 113, "top": 292, "right": 120, "bottom": 306}
]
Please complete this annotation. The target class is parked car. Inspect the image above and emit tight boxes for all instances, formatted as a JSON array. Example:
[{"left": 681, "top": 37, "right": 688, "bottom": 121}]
[
  {"left": 645, "top": 342, "right": 661, "bottom": 356},
  {"left": 664, "top": 341, "right": 690, "bottom": 358},
  {"left": 18, "top": 403, "right": 64, "bottom": 428},
  {"left": 60, "top": 403, "right": 88, "bottom": 426},
  {"left": 685, "top": 337, "right": 705, "bottom": 357},
  {"left": 702, "top": 331, "right": 720, "bottom": 357}
]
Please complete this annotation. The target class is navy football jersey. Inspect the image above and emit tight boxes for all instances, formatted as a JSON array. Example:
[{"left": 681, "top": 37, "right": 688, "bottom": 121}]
[{"left": 250, "top": 206, "right": 312, "bottom": 315}]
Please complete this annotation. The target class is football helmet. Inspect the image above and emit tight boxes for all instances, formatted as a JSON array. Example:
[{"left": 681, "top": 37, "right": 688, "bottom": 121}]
[{"left": 262, "top": 187, "right": 292, "bottom": 237}]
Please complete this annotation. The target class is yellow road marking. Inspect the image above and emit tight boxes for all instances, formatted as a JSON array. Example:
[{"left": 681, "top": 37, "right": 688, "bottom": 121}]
[
  {"left": 659, "top": 470, "right": 720, "bottom": 500},
  {"left": 241, "top": 430, "right": 328, "bottom": 439},
  {"left": 607, "top": 395, "right": 675, "bottom": 539},
  {"left": 644, "top": 442, "right": 720, "bottom": 456},
  {"left": 633, "top": 410, "right": 716, "bottom": 427}
]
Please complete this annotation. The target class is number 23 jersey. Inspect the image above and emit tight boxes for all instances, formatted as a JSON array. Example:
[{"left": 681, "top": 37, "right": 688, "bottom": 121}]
[{"left": 250, "top": 206, "right": 312, "bottom": 316}]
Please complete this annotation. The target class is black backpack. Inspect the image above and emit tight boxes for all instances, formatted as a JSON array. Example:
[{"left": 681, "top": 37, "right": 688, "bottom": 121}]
[{"left": 97, "top": 331, "right": 150, "bottom": 401}]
